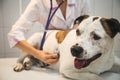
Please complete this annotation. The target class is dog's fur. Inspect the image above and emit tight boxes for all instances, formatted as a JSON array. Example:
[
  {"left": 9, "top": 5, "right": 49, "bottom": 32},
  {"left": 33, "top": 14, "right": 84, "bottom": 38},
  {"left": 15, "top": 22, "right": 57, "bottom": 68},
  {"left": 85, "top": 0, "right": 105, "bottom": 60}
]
[{"left": 14, "top": 15, "right": 120, "bottom": 80}]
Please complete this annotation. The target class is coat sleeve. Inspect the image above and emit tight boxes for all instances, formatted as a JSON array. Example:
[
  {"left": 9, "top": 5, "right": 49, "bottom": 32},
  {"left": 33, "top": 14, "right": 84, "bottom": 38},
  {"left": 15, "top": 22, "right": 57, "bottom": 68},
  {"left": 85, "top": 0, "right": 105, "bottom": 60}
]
[{"left": 8, "top": 0, "right": 41, "bottom": 48}]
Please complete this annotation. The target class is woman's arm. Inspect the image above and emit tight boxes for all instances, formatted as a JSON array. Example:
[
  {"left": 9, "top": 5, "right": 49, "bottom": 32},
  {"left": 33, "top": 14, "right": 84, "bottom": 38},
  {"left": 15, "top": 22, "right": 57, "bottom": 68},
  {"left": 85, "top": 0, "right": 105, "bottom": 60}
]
[
  {"left": 15, "top": 40, "right": 59, "bottom": 64},
  {"left": 8, "top": 0, "right": 59, "bottom": 64}
]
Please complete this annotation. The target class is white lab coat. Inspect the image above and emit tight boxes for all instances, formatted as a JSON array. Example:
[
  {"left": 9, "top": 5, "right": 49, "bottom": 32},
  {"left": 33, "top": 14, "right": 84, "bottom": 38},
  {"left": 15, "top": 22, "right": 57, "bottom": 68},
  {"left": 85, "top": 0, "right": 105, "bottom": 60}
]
[{"left": 8, "top": 0, "right": 91, "bottom": 48}]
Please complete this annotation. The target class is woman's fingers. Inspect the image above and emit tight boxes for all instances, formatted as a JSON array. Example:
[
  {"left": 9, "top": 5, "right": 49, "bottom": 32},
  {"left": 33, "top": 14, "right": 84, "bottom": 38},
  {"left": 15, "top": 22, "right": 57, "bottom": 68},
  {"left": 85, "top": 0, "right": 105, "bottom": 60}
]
[
  {"left": 46, "top": 58, "right": 58, "bottom": 64},
  {"left": 45, "top": 53, "right": 59, "bottom": 64},
  {"left": 36, "top": 50, "right": 59, "bottom": 64},
  {"left": 46, "top": 53, "right": 59, "bottom": 59}
]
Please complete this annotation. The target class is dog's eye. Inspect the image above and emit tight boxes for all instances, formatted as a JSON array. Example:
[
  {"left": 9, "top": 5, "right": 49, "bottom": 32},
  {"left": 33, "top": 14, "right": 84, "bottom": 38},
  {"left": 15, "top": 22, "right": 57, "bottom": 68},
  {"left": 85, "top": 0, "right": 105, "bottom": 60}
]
[
  {"left": 94, "top": 34, "right": 101, "bottom": 40},
  {"left": 76, "top": 29, "right": 81, "bottom": 36},
  {"left": 91, "top": 32, "right": 101, "bottom": 40}
]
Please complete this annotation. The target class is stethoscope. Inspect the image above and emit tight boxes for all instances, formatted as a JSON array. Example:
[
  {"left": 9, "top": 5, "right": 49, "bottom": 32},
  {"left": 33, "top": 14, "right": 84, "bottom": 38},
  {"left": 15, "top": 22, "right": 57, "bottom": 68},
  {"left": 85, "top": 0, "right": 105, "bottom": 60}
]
[
  {"left": 39, "top": 0, "right": 64, "bottom": 67},
  {"left": 40, "top": 0, "right": 64, "bottom": 50}
]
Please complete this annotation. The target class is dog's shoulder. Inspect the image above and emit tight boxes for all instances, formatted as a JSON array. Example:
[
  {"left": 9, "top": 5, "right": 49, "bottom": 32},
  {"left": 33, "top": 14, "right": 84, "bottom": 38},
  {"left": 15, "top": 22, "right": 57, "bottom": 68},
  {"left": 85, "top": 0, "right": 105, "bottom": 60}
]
[{"left": 56, "top": 30, "right": 71, "bottom": 44}]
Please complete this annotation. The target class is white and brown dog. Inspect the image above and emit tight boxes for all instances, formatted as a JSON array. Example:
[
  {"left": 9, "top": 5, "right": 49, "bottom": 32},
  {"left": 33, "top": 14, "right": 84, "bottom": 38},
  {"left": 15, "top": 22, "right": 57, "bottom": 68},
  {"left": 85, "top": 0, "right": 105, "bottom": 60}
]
[{"left": 14, "top": 15, "right": 120, "bottom": 80}]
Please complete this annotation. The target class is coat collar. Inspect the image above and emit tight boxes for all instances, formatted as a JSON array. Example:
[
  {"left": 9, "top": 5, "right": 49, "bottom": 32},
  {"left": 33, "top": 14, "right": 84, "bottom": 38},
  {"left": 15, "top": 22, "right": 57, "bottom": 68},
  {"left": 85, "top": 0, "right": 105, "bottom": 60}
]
[{"left": 44, "top": 0, "right": 76, "bottom": 21}]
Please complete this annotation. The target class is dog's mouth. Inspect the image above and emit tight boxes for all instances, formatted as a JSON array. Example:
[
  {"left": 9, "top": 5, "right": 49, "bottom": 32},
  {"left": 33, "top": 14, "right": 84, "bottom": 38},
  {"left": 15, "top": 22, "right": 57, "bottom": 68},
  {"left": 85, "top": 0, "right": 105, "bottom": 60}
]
[{"left": 74, "top": 53, "right": 102, "bottom": 69}]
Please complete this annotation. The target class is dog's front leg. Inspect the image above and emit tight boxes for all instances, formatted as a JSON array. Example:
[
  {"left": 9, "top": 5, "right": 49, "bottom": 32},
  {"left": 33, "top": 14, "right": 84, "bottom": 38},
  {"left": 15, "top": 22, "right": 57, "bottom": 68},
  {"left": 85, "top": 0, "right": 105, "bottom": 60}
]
[
  {"left": 14, "top": 52, "right": 28, "bottom": 72},
  {"left": 13, "top": 32, "right": 44, "bottom": 72}
]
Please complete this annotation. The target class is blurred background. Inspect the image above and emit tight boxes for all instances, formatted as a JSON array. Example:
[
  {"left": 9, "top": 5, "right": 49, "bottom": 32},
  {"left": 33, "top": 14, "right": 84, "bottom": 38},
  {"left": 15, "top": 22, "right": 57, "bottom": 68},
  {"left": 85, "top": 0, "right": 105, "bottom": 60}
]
[{"left": 0, "top": 0, "right": 120, "bottom": 58}]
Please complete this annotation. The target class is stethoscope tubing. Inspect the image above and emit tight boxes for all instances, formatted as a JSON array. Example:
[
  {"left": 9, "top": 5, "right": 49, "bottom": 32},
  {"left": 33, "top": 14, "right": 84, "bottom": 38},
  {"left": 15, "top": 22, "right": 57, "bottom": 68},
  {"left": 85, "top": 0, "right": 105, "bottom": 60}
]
[{"left": 40, "top": 0, "right": 64, "bottom": 50}]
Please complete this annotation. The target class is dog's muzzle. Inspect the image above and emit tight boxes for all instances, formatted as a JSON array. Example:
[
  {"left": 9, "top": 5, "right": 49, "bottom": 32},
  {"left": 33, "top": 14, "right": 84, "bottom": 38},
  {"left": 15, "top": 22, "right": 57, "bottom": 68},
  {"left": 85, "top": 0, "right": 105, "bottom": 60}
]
[{"left": 70, "top": 45, "right": 102, "bottom": 69}]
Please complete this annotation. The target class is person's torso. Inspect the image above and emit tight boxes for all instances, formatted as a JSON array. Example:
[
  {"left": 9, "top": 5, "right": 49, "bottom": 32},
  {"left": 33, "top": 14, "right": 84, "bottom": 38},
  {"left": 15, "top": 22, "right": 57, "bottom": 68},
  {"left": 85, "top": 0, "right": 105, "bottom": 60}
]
[{"left": 37, "top": 0, "right": 86, "bottom": 30}]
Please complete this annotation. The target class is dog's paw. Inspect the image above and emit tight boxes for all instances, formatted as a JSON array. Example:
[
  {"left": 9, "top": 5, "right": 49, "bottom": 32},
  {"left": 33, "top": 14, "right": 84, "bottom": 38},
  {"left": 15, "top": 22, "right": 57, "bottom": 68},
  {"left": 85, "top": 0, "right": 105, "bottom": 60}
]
[
  {"left": 23, "top": 61, "right": 32, "bottom": 70},
  {"left": 13, "top": 63, "right": 24, "bottom": 72}
]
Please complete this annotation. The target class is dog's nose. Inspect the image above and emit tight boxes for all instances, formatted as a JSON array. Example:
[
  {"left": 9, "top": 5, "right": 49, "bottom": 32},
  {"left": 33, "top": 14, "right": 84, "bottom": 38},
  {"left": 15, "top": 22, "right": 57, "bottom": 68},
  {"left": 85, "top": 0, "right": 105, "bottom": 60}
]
[{"left": 71, "top": 45, "right": 83, "bottom": 57}]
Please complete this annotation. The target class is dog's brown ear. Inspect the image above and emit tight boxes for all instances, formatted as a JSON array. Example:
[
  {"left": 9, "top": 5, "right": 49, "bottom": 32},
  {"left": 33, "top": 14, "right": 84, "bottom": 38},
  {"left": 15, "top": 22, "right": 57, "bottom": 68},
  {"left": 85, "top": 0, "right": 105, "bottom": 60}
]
[
  {"left": 74, "top": 15, "right": 89, "bottom": 25},
  {"left": 100, "top": 18, "right": 120, "bottom": 38}
]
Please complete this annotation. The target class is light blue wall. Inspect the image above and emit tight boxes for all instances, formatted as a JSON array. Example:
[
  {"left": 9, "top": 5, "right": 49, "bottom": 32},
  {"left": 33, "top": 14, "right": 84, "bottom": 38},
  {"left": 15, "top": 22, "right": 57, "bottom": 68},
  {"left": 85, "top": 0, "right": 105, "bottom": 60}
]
[{"left": 0, "top": 0, "right": 120, "bottom": 58}]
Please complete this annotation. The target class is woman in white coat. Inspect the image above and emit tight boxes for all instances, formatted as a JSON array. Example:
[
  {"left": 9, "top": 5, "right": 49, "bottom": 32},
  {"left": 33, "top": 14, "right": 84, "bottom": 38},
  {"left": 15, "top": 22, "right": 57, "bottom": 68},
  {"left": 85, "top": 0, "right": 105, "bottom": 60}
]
[{"left": 8, "top": 0, "right": 91, "bottom": 65}]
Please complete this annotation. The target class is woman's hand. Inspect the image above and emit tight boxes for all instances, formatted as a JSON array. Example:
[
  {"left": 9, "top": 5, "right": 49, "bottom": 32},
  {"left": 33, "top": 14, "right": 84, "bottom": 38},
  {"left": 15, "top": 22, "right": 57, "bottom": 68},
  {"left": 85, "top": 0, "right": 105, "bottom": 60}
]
[{"left": 35, "top": 50, "right": 59, "bottom": 65}]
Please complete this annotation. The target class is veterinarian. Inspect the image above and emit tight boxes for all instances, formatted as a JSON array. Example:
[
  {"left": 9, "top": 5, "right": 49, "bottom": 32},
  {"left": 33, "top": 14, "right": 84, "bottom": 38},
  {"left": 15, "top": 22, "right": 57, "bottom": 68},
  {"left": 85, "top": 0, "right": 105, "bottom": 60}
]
[{"left": 8, "top": 0, "right": 91, "bottom": 65}]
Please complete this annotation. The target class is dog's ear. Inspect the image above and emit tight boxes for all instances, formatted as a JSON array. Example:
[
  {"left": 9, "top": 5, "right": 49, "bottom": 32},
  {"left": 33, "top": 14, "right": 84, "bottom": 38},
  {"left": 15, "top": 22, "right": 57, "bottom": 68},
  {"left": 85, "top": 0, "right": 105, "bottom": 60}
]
[
  {"left": 100, "top": 18, "right": 120, "bottom": 38},
  {"left": 74, "top": 15, "right": 89, "bottom": 25},
  {"left": 93, "top": 17, "right": 99, "bottom": 21}
]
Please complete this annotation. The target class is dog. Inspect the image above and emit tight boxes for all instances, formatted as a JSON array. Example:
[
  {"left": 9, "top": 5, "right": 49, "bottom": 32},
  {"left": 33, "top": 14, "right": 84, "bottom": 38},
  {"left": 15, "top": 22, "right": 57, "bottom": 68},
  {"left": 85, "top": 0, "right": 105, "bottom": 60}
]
[
  {"left": 13, "top": 15, "right": 90, "bottom": 72},
  {"left": 14, "top": 15, "right": 120, "bottom": 80}
]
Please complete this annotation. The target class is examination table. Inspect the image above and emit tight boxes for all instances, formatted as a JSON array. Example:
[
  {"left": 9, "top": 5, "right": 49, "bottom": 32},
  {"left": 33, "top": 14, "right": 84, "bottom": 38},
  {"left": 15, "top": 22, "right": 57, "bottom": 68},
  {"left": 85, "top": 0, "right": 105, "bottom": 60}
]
[{"left": 0, "top": 58, "right": 120, "bottom": 80}]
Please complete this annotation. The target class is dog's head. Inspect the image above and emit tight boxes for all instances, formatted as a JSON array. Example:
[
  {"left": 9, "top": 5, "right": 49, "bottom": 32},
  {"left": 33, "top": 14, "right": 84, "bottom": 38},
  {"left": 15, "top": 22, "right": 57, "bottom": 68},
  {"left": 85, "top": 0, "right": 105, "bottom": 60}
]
[{"left": 71, "top": 17, "right": 120, "bottom": 69}]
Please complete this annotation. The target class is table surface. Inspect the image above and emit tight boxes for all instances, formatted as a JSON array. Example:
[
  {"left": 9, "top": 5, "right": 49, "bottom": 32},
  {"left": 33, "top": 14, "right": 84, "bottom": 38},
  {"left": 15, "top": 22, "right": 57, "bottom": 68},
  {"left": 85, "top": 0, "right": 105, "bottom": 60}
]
[{"left": 0, "top": 58, "right": 120, "bottom": 80}]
